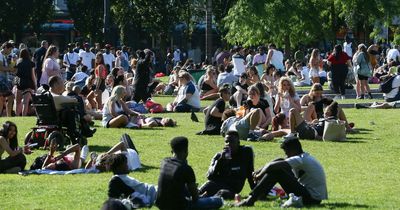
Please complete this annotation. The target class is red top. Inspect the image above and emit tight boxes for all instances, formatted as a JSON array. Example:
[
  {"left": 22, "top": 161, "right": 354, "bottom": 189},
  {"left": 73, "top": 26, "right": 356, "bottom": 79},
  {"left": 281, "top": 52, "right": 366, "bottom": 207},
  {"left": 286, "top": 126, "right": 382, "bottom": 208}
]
[
  {"left": 327, "top": 52, "right": 350, "bottom": 65},
  {"left": 95, "top": 64, "right": 107, "bottom": 80}
]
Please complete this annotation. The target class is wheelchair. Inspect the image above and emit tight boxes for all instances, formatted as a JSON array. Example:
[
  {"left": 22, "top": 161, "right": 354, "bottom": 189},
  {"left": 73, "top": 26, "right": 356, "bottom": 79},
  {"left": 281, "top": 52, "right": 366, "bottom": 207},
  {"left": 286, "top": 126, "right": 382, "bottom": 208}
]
[{"left": 24, "top": 85, "right": 87, "bottom": 150}]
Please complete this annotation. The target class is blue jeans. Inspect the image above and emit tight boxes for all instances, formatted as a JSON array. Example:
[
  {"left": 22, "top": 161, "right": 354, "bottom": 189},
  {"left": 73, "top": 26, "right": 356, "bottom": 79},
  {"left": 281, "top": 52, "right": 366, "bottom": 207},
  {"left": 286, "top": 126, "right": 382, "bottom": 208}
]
[
  {"left": 189, "top": 196, "right": 223, "bottom": 210},
  {"left": 174, "top": 102, "right": 200, "bottom": 112}
]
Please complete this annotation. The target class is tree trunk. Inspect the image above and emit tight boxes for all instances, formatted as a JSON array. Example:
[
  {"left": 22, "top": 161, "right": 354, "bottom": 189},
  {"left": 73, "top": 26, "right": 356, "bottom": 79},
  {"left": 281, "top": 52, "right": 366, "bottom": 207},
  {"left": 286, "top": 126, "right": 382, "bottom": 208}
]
[{"left": 284, "top": 35, "right": 291, "bottom": 59}]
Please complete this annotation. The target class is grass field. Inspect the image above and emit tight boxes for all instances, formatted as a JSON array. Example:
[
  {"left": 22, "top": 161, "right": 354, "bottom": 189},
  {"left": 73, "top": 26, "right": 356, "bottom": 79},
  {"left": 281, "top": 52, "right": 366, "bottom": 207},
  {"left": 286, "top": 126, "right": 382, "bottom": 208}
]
[{"left": 0, "top": 94, "right": 399, "bottom": 210}]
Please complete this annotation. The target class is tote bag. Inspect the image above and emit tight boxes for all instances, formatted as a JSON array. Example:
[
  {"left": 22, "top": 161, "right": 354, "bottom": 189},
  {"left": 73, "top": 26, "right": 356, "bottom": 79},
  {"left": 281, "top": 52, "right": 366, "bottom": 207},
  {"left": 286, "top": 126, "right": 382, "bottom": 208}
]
[{"left": 323, "top": 119, "right": 346, "bottom": 141}]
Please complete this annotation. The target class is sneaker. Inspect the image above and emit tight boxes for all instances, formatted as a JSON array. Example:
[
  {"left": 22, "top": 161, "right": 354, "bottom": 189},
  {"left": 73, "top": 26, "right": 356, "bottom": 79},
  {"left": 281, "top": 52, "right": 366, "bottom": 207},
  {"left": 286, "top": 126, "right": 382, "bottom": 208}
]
[
  {"left": 368, "top": 92, "right": 373, "bottom": 99},
  {"left": 247, "top": 132, "right": 260, "bottom": 141},
  {"left": 333, "top": 95, "right": 341, "bottom": 100},
  {"left": 80, "top": 145, "right": 89, "bottom": 162},
  {"left": 281, "top": 193, "right": 303, "bottom": 208},
  {"left": 354, "top": 103, "right": 367, "bottom": 109},
  {"left": 341, "top": 95, "right": 346, "bottom": 100},
  {"left": 234, "top": 197, "right": 255, "bottom": 207},
  {"left": 191, "top": 111, "right": 199, "bottom": 122}
]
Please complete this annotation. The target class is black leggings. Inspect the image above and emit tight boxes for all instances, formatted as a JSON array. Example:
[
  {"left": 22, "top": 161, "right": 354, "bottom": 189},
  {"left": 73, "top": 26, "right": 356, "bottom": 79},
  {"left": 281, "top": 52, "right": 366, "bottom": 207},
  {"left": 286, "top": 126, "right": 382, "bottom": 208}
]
[
  {"left": 331, "top": 64, "right": 348, "bottom": 95},
  {"left": 0, "top": 153, "right": 27, "bottom": 172},
  {"left": 250, "top": 162, "right": 321, "bottom": 205},
  {"left": 199, "top": 180, "right": 235, "bottom": 199}
]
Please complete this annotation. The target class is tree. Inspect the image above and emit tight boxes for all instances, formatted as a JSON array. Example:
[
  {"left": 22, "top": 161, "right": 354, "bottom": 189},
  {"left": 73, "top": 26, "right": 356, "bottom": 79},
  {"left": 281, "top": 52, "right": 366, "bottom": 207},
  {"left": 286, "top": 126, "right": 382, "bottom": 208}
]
[
  {"left": 66, "top": 0, "right": 104, "bottom": 43},
  {"left": 0, "top": 0, "right": 53, "bottom": 42},
  {"left": 223, "top": 0, "right": 333, "bottom": 54}
]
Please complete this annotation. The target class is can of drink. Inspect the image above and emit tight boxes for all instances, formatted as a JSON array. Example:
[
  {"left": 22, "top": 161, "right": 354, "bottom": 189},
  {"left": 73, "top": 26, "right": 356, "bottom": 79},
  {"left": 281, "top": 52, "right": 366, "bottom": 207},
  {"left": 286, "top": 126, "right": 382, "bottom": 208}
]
[{"left": 234, "top": 194, "right": 241, "bottom": 203}]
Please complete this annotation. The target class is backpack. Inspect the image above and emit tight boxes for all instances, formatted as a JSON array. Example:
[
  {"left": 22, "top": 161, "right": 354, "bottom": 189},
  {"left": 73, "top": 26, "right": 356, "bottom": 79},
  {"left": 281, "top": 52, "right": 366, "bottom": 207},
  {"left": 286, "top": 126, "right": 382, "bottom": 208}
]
[
  {"left": 30, "top": 154, "right": 48, "bottom": 170},
  {"left": 379, "top": 76, "right": 396, "bottom": 93},
  {"left": 145, "top": 99, "right": 164, "bottom": 113}
]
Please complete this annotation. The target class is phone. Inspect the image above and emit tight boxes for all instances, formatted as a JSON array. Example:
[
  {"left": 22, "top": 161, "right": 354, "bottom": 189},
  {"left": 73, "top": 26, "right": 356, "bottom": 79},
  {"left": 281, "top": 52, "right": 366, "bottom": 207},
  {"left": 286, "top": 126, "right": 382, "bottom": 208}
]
[{"left": 27, "top": 143, "right": 38, "bottom": 148}]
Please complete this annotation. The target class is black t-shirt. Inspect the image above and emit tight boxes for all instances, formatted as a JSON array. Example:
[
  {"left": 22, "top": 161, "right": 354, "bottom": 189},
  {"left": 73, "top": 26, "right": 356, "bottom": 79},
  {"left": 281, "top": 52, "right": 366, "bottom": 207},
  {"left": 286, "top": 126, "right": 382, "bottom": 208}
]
[
  {"left": 34, "top": 47, "right": 46, "bottom": 70},
  {"left": 16, "top": 59, "right": 35, "bottom": 90},
  {"left": 244, "top": 98, "right": 270, "bottom": 115},
  {"left": 206, "top": 146, "right": 255, "bottom": 193},
  {"left": 133, "top": 59, "right": 151, "bottom": 88},
  {"left": 108, "top": 176, "right": 135, "bottom": 199},
  {"left": 156, "top": 157, "right": 196, "bottom": 210},
  {"left": 203, "top": 98, "right": 225, "bottom": 135},
  {"left": 231, "top": 81, "right": 248, "bottom": 95}
]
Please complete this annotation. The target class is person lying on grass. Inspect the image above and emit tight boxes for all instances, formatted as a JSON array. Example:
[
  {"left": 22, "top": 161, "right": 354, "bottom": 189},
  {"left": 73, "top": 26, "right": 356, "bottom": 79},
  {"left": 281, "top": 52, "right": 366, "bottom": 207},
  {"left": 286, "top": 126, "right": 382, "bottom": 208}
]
[
  {"left": 236, "top": 135, "right": 327, "bottom": 207},
  {"left": 199, "top": 131, "right": 255, "bottom": 200},
  {"left": 108, "top": 153, "right": 156, "bottom": 208},
  {"left": 85, "top": 134, "right": 140, "bottom": 172}
]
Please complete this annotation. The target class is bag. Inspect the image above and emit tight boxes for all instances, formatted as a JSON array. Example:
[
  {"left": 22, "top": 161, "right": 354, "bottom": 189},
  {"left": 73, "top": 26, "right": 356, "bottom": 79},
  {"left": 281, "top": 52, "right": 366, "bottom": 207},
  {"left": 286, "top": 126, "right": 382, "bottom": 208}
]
[
  {"left": 346, "top": 67, "right": 356, "bottom": 84},
  {"left": 379, "top": 76, "right": 396, "bottom": 93},
  {"left": 323, "top": 119, "right": 346, "bottom": 141},
  {"left": 145, "top": 99, "right": 164, "bottom": 113},
  {"left": 30, "top": 154, "right": 48, "bottom": 170}
]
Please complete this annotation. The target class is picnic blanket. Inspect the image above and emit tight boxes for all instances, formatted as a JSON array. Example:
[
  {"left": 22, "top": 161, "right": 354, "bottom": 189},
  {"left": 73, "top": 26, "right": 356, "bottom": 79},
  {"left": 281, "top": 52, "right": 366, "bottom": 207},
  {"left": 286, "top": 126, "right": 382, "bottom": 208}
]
[{"left": 19, "top": 168, "right": 100, "bottom": 176}]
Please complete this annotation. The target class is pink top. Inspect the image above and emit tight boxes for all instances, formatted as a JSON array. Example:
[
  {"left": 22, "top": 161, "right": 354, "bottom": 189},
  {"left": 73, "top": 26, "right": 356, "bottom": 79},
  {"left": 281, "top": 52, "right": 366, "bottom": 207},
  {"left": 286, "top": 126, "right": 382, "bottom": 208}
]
[{"left": 40, "top": 57, "right": 61, "bottom": 85}]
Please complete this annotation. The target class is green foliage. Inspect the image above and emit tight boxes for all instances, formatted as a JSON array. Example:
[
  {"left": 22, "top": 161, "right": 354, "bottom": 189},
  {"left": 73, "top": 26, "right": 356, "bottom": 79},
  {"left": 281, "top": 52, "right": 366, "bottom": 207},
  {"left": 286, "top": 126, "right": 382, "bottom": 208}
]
[
  {"left": 66, "top": 0, "right": 104, "bottom": 42},
  {"left": 0, "top": 0, "right": 53, "bottom": 40}
]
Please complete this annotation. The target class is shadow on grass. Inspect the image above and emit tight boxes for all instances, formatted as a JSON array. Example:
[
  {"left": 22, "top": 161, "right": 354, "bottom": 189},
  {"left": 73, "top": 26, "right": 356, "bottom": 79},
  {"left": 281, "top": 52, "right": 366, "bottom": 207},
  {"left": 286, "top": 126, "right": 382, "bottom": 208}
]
[
  {"left": 135, "top": 163, "right": 159, "bottom": 172},
  {"left": 89, "top": 145, "right": 112, "bottom": 153},
  {"left": 321, "top": 202, "right": 371, "bottom": 209}
]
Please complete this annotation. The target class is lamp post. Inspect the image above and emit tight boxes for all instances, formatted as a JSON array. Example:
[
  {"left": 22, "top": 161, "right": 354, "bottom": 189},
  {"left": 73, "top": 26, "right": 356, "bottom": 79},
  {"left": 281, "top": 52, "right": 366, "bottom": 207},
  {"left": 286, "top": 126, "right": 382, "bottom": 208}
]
[
  {"left": 205, "top": 0, "right": 212, "bottom": 62},
  {"left": 104, "top": 0, "right": 110, "bottom": 44}
]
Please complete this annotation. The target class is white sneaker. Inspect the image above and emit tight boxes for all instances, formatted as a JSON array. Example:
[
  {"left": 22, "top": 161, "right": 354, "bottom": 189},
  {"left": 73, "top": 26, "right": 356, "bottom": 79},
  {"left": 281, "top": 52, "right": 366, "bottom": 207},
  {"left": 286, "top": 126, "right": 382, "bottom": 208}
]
[
  {"left": 80, "top": 145, "right": 89, "bottom": 161},
  {"left": 341, "top": 95, "right": 346, "bottom": 100},
  {"left": 282, "top": 193, "right": 303, "bottom": 208}
]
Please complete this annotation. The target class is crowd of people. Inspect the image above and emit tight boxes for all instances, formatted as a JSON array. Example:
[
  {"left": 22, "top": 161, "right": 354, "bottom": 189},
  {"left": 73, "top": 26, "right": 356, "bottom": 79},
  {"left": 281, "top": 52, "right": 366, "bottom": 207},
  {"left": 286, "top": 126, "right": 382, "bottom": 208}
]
[{"left": 1, "top": 37, "right": 400, "bottom": 209}]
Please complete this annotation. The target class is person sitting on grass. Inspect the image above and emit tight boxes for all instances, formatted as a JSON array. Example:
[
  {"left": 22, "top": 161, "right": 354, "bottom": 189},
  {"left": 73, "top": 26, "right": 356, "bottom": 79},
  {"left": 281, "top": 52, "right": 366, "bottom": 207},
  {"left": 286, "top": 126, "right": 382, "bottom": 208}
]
[
  {"left": 166, "top": 71, "right": 201, "bottom": 112},
  {"left": 236, "top": 135, "right": 327, "bottom": 207},
  {"left": 274, "top": 77, "right": 301, "bottom": 119},
  {"left": 102, "top": 85, "right": 143, "bottom": 128},
  {"left": 229, "top": 72, "right": 249, "bottom": 108},
  {"left": 199, "top": 67, "right": 219, "bottom": 100},
  {"left": 108, "top": 153, "right": 157, "bottom": 207},
  {"left": 259, "top": 113, "right": 291, "bottom": 141},
  {"left": 156, "top": 136, "right": 223, "bottom": 210},
  {"left": 197, "top": 84, "right": 231, "bottom": 135},
  {"left": 199, "top": 131, "right": 255, "bottom": 199},
  {"left": 220, "top": 107, "right": 266, "bottom": 141},
  {"left": 0, "top": 121, "right": 27, "bottom": 173},
  {"left": 42, "top": 132, "right": 88, "bottom": 171}
]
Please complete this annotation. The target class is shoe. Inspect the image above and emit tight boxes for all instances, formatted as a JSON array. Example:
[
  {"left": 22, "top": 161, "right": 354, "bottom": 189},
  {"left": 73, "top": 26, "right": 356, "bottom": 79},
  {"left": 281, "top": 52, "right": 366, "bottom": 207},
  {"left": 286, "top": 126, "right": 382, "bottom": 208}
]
[
  {"left": 80, "top": 145, "right": 89, "bottom": 161},
  {"left": 341, "top": 95, "right": 346, "bottom": 100},
  {"left": 354, "top": 103, "right": 367, "bottom": 109},
  {"left": 281, "top": 193, "right": 303, "bottom": 208},
  {"left": 368, "top": 92, "right": 373, "bottom": 99},
  {"left": 235, "top": 197, "right": 255, "bottom": 207},
  {"left": 357, "top": 94, "right": 364, "bottom": 99},
  {"left": 247, "top": 132, "right": 260, "bottom": 141}
]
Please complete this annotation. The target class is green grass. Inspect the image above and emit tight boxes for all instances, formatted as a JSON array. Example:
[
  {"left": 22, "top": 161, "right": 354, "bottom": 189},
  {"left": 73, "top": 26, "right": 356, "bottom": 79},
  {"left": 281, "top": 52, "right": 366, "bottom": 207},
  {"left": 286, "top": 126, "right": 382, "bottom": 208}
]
[{"left": 1, "top": 96, "right": 399, "bottom": 209}]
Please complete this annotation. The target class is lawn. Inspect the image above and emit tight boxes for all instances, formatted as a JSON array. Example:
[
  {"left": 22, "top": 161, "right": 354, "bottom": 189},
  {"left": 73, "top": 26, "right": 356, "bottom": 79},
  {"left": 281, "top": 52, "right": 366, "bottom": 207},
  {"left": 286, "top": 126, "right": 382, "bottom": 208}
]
[{"left": 0, "top": 95, "right": 399, "bottom": 209}]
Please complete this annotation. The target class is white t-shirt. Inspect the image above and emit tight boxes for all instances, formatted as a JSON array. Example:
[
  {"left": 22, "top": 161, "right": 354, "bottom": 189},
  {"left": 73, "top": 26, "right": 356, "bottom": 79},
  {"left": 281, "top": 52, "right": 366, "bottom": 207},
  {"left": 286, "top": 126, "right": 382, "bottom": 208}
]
[
  {"left": 384, "top": 75, "right": 400, "bottom": 99},
  {"left": 270, "top": 49, "right": 284, "bottom": 71},
  {"left": 387, "top": 49, "right": 400, "bottom": 63},
  {"left": 103, "top": 52, "right": 116, "bottom": 69},
  {"left": 173, "top": 50, "right": 181, "bottom": 62},
  {"left": 72, "top": 72, "right": 88, "bottom": 82},
  {"left": 176, "top": 81, "right": 200, "bottom": 109},
  {"left": 280, "top": 93, "right": 300, "bottom": 117},
  {"left": 301, "top": 66, "right": 311, "bottom": 85},
  {"left": 343, "top": 42, "right": 353, "bottom": 57},
  {"left": 285, "top": 152, "right": 328, "bottom": 201},
  {"left": 78, "top": 51, "right": 95, "bottom": 70},
  {"left": 63, "top": 52, "right": 80, "bottom": 66},
  {"left": 232, "top": 54, "right": 246, "bottom": 76}
]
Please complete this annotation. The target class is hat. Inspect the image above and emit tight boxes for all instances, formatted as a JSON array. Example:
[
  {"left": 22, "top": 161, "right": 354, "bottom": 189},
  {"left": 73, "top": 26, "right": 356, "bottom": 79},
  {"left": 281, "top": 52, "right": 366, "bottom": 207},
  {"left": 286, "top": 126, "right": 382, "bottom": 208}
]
[
  {"left": 83, "top": 42, "right": 90, "bottom": 47},
  {"left": 280, "top": 133, "right": 302, "bottom": 150}
]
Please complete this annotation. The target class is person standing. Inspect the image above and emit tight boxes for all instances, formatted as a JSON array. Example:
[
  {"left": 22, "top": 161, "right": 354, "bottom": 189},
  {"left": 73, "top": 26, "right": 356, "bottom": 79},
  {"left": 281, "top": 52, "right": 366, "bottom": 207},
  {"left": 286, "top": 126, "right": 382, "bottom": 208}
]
[
  {"left": 0, "top": 42, "right": 16, "bottom": 117},
  {"left": 156, "top": 136, "right": 223, "bottom": 210},
  {"left": 252, "top": 46, "right": 267, "bottom": 76},
  {"left": 343, "top": 36, "right": 353, "bottom": 58},
  {"left": 327, "top": 45, "right": 351, "bottom": 99},
  {"left": 15, "top": 48, "right": 36, "bottom": 116},
  {"left": 232, "top": 47, "right": 246, "bottom": 77},
  {"left": 39, "top": 45, "right": 61, "bottom": 86},
  {"left": 353, "top": 44, "right": 373, "bottom": 99},
  {"left": 103, "top": 44, "right": 115, "bottom": 72},
  {"left": 63, "top": 43, "right": 80, "bottom": 81},
  {"left": 132, "top": 50, "right": 152, "bottom": 103},
  {"left": 79, "top": 43, "right": 96, "bottom": 71},
  {"left": 236, "top": 135, "right": 327, "bottom": 207},
  {"left": 33, "top": 40, "right": 48, "bottom": 86},
  {"left": 309, "top": 49, "right": 321, "bottom": 84}
]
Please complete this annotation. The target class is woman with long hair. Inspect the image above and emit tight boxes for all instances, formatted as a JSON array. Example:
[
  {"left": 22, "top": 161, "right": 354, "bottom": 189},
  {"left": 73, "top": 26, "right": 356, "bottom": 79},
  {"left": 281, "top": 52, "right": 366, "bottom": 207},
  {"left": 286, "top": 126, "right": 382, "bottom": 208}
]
[
  {"left": 200, "top": 67, "right": 219, "bottom": 100},
  {"left": 0, "top": 121, "right": 27, "bottom": 173},
  {"left": 353, "top": 44, "right": 373, "bottom": 99},
  {"left": 39, "top": 45, "right": 61, "bottom": 85},
  {"left": 102, "top": 85, "right": 142, "bottom": 128},
  {"left": 274, "top": 77, "right": 301, "bottom": 118},
  {"left": 309, "top": 49, "right": 321, "bottom": 84},
  {"left": 94, "top": 52, "right": 108, "bottom": 110},
  {"left": 15, "top": 48, "right": 36, "bottom": 116},
  {"left": 327, "top": 45, "right": 352, "bottom": 99}
]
